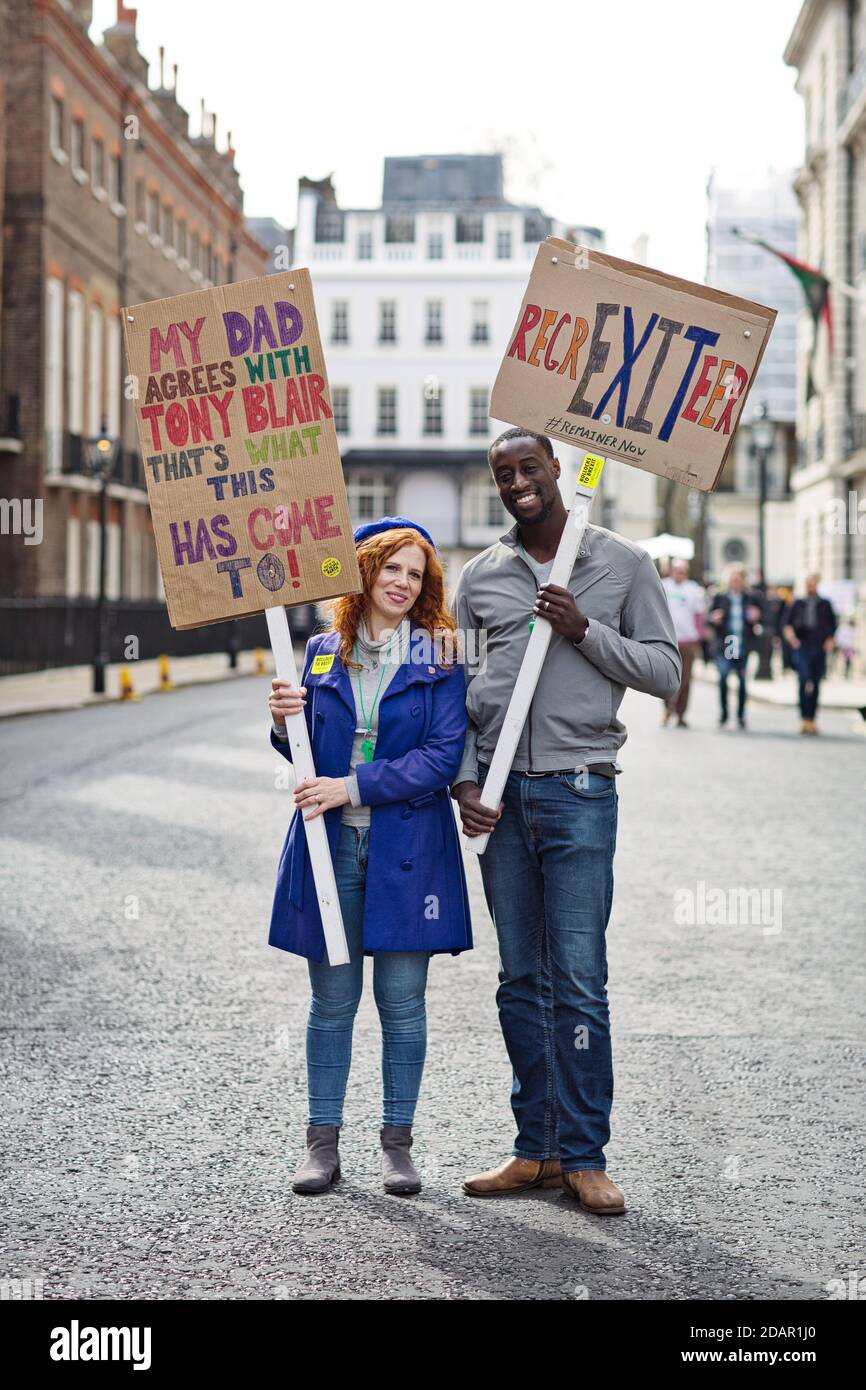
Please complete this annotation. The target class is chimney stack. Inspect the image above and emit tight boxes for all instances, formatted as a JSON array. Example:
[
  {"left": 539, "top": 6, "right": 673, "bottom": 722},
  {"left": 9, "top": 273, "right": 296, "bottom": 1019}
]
[
  {"left": 67, "top": 1, "right": 94, "bottom": 30},
  {"left": 151, "top": 49, "right": 189, "bottom": 136},
  {"left": 101, "top": 1, "right": 148, "bottom": 85}
]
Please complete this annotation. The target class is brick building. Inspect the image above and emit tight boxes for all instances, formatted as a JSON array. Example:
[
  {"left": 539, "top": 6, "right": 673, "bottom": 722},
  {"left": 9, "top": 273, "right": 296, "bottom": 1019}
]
[{"left": 0, "top": 0, "right": 267, "bottom": 636}]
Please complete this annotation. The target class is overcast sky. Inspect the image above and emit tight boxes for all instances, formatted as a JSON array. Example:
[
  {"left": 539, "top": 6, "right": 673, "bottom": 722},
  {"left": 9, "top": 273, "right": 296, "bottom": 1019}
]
[{"left": 92, "top": 0, "right": 805, "bottom": 281}]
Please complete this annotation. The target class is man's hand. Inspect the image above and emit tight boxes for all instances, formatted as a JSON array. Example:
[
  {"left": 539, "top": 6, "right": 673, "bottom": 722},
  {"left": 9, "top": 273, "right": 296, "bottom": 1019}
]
[
  {"left": 452, "top": 781, "right": 503, "bottom": 838},
  {"left": 534, "top": 583, "right": 589, "bottom": 643},
  {"left": 293, "top": 776, "right": 349, "bottom": 820}
]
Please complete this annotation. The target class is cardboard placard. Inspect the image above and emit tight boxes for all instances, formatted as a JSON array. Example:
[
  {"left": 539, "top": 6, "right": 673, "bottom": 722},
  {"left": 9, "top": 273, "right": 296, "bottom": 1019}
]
[
  {"left": 491, "top": 237, "right": 777, "bottom": 492},
  {"left": 122, "top": 270, "right": 361, "bottom": 629}
]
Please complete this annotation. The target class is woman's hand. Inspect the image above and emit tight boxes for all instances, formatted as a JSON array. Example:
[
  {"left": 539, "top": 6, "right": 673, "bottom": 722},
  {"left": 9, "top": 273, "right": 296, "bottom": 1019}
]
[
  {"left": 268, "top": 677, "right": 307, "bottom": 730},
  {"left": 293, "top": 776, "right": 349, "bottom": 820}
]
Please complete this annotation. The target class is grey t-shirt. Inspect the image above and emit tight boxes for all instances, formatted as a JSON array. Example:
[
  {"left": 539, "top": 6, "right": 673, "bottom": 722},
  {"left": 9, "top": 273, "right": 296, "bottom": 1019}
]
[
  {"left": 340, "top": 618, "right": 408, "bottom": 826},
  {"left": 516, "top": 537, "right": 555, "bottom": 588}
]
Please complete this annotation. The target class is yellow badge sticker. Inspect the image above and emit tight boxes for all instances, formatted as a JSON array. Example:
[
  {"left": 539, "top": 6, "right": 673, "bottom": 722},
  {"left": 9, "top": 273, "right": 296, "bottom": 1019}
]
[
  {"left": 321, "top": 557, "right": 342, "bottom": 578},
  {"left": 577, "top": 454, "right": 605, "bottom": 489},
  {"left": 310, "top": 653, "right": 335, "bottom": 674}
]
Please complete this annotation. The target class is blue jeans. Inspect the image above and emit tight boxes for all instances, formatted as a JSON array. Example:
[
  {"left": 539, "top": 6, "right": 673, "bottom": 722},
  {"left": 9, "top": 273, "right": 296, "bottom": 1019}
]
[
  {"left": 476, "top": 760, "right": 618, "bottom": 1172},
  {"left": 306, "top": 823, "right": 431, "bottom": 1128},
  {"left": 715, "top": 652, "right": 747, "bottom": 722},
  {"left": 793, "top": 645, "right": 826, "bottom": 720}
]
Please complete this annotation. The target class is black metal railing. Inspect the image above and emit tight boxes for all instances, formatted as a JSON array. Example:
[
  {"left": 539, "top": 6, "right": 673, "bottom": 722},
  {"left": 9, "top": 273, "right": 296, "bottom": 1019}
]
[{"left": 0, "top": 598, "right": 317, "bottom": 676}]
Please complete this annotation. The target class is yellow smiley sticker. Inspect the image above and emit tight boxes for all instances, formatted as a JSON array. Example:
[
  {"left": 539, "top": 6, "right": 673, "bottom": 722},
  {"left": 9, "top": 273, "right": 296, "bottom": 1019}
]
[{"left": 321, "top": 557, "right": 342, "bottom": 578}]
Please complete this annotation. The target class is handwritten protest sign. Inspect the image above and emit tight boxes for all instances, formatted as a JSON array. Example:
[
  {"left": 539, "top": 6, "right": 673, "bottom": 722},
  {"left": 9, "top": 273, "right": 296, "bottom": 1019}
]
[
  {"left": 122, "top": 270, "right": 361, "bottom": 629},
  {"left": 491, "top": 237, "right": 777, "bottom": 492}
]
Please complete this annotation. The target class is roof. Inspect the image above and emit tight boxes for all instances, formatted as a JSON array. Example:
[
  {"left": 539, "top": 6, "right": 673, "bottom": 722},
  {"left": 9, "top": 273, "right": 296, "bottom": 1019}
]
[{"left": 382, "top": 154, "right": 505, "bottom": 205}]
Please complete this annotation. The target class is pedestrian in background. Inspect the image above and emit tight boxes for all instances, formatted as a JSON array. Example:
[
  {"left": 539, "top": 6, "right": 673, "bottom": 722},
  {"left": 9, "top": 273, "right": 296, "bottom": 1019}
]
[
  {"left": 782, "top": 574, "right": 837, "bottom": 734},
  {"left": 834, "top": 614, "right": 857, "bottom": 678},
  {"left": 764, "top": 585, "right": 788, "bottom": 675},
  {"left": 707, "top": 565, "right": 763, "bottom": 729},
  {"left": 660, "top": 558, "right": 706, "bottom": 728},
  {"left": 774, "top": 585, "right": 796, "bottom": 670},
  {"left": 700, "top": 578, "right": 718, "bottom": 665},
  {"left": 267, "top": 517, "right": 472, "bottom": 1196}
]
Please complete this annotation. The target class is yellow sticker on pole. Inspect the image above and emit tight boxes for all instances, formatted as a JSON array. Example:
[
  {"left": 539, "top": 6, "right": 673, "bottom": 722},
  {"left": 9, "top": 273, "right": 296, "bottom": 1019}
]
[{"left": 577, "top": 454, "right": 605, "bottom": 489}]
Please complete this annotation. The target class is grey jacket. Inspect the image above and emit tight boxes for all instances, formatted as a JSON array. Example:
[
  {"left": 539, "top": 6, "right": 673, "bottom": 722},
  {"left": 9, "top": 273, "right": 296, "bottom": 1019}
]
[{"left": 450, "top": 521, "right": 682, "bottom": 785}]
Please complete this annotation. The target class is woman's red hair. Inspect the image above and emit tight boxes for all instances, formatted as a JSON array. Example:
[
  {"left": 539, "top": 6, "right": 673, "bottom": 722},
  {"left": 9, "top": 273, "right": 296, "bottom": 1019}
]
[{"left": 322, "top": 527, "right": 458, "bottom": 671}]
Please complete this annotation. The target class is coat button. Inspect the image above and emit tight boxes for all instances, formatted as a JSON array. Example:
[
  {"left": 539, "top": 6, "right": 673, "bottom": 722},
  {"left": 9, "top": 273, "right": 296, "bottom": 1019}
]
[
  {"left": 401, "top": 807, "right": 412, "bottom": 819},
  {"left": 400, "top": 859, "right": 412, "bottom": 870},
  {"left": 410, "top": 704, "right": 421, "bottom": 716}
]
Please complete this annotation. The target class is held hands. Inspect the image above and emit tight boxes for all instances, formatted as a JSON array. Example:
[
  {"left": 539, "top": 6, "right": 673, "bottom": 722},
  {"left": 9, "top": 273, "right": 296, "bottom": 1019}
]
[
  {"left": 268, "top": 677, "right": 307, "bottom": 730},
  {"left": 534, "top": 584, "right": 589, "bottom": 643}
]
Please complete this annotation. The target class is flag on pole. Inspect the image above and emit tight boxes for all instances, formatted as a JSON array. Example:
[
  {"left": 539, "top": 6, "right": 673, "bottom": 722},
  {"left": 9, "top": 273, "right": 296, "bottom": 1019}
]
[{"left": 730, "top": 228, "right": 831, "bottom": 400}]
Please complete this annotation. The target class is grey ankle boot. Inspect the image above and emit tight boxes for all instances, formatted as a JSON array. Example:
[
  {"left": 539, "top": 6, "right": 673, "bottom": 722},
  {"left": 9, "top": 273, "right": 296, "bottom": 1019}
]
[
  {"left": 380, "top": 1125, "right": 421, "bottom": 1195},
  {"left": 292, "top": 1125, "right": 341, "bottom": 1194}
]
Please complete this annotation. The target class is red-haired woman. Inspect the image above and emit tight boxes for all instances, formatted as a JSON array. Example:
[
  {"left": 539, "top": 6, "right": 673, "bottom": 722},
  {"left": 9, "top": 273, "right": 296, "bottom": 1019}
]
[{"left": 268, "top": 517, "right": 472, "bottom": 1196}]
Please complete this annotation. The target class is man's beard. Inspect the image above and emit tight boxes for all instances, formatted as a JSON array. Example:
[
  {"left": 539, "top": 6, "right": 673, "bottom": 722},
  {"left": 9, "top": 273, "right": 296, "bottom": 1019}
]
[{"left": 514, "top": 492, "right": 555, "bottom": 526}]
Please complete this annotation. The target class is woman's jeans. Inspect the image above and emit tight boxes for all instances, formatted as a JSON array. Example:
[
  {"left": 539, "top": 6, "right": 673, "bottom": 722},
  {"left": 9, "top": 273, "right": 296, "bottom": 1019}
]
[
  {"left": 476, "top": 760, "right": 618, "bottom": 1174},
  {"left": 306, "top": 823, "right": 430, "bottom": 1128}
]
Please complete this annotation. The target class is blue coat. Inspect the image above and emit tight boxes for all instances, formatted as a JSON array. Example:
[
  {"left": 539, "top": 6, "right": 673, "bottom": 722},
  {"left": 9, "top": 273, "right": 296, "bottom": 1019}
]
[{"left": 268, "top": 623, "right": 474, "bottom": 962}]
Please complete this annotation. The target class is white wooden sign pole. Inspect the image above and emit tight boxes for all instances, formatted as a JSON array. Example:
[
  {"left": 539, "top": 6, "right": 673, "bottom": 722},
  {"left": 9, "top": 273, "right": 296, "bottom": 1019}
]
[
  {"left": 464, "top": 449, "right": 607, "bottom": 857},
  {"left": 266, "top": 605, "right": 350, "bottom": 967}
]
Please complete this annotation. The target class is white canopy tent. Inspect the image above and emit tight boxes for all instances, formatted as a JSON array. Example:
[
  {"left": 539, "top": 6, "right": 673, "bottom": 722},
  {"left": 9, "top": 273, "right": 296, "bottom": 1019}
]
[{"left": 636, "top": 533, "right": 695, "bottom": 561}]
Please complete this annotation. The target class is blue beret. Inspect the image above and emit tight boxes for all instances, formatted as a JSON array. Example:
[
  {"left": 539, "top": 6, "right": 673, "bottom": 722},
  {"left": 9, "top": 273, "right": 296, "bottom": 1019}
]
[{"left": 352, "top": 515, "right": 437, "bottom": 551}]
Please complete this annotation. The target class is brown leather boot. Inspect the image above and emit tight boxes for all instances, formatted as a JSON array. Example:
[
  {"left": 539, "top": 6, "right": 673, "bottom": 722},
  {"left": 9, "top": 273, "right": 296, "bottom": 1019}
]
[
  {"left": 561, "top": 1169, "right": 626, "bottom": 1214},
  {"left": 463, "top": 1155, "right": 561, "bottom": 1197}
]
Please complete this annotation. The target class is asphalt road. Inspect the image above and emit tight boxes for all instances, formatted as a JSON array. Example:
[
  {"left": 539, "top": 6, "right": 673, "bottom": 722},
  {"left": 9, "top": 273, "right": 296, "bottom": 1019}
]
[{"left": 1, "top": 666, "right": 863, "bottom": 1301}]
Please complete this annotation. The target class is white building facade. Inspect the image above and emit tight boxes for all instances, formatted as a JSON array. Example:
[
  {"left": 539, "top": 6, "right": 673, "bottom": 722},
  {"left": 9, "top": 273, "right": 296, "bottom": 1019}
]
[
  {"left": 293, "top": 154, "right": 613, "bottom": 588},
  {"left": 784, "top": 0, "right": 866, "bottom": 641}
]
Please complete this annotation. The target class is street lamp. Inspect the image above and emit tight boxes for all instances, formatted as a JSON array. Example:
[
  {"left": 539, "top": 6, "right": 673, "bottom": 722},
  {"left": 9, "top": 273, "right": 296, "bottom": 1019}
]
[
  {"left": 85, "top": 420, "right": 120, "bottom": 694},
  {"left": 749, "top": 402, "right": 775, "bottom": 680}
]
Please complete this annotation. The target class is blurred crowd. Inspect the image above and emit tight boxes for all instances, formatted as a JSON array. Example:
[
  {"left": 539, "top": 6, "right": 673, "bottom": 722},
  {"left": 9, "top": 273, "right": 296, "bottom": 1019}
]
[{"left": 657, "top": 558, "right": 853, "bottom": 735}]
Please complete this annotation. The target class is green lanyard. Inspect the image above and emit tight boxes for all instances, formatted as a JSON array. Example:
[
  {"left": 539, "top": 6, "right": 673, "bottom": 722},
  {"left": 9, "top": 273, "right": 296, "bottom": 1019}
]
[{"left": 353, "top": 629, "right": 397, "bottom": 762}]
